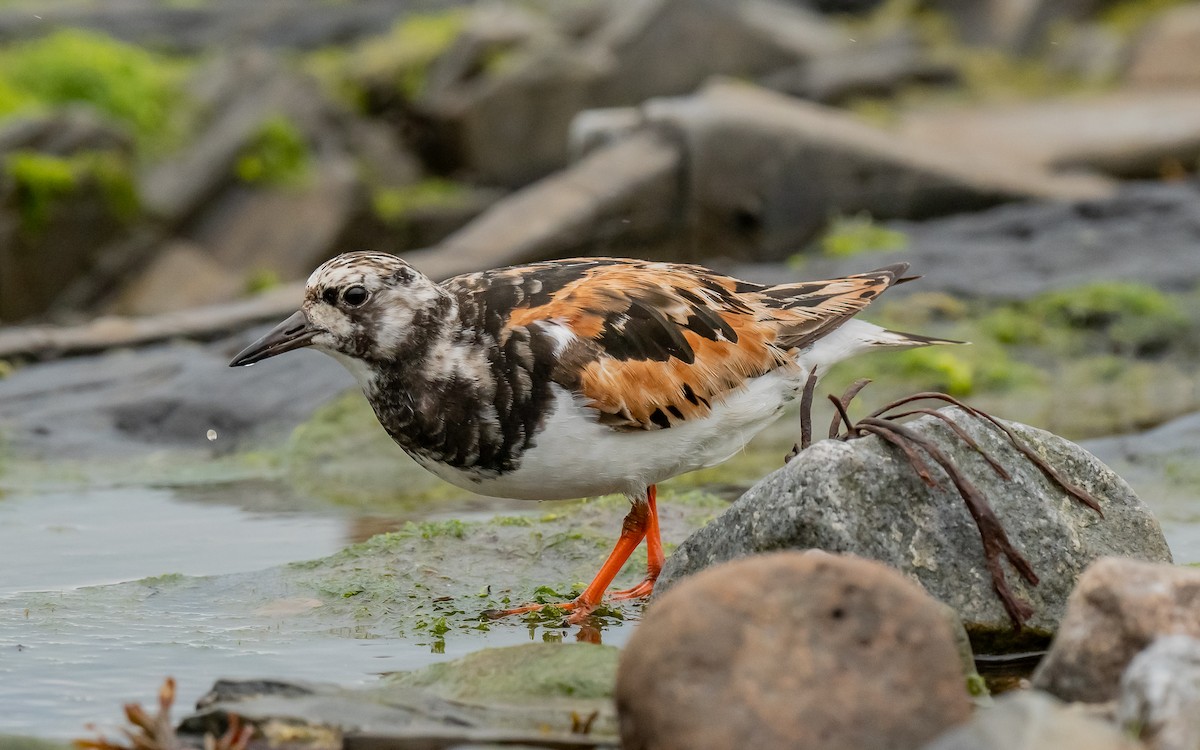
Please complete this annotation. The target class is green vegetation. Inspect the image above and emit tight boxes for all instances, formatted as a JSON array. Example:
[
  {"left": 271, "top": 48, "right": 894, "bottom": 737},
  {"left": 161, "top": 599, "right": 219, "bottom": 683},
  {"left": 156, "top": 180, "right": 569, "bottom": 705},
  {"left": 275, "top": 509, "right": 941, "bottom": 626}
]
[
  {"left": 235, "top": 116, "right": 311, "bottom": 186},
  {"left": 977, "top": 281, "right": 1192, "bottom": 357},
  {"left": 386, "top": 643, "right": 619, "bottom": 703},
  {"left": 823, "top": 280, "right": 1200, "bottom": 438},
  {"left": 244, "top": 268, "right": 282, "bottom": 295},
  {"left": 1100, "top": 0, "right": 1190, "bottom": 35},
  {"left": 371, "top": 178, "right": 470, "bottom": 223},
  {"left": 0, "top": 29, "right": 191, "bottom": 152},
  {"left": 3, "top": 151, "right": 74, "bottom": 231},
  {"left": 844, "top": 0, "right": 1114, "bottom": 122},
  {"left": 817, "top": 213, "right": 909, "bottom": 258},
  {"left": 347, "top": 10, "right": 466, "bottom": 100},
  {"left": 4, "top": 149, "right": 139, "bottom": 232}
]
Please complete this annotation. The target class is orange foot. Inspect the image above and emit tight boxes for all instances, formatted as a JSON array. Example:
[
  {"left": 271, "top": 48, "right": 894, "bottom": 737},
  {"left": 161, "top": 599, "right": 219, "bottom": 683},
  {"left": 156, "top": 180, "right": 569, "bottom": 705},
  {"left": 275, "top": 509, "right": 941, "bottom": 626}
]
[{"left": 483, "top": 486, "right": 662, "bottom": 625}]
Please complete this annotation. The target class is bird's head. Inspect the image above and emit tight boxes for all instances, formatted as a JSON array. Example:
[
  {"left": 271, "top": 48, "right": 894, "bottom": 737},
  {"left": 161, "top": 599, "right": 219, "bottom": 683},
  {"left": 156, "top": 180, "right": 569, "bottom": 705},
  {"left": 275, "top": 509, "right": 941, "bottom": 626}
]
[{"left": 229, "top": 251, "right": 449, "bottom": 368}]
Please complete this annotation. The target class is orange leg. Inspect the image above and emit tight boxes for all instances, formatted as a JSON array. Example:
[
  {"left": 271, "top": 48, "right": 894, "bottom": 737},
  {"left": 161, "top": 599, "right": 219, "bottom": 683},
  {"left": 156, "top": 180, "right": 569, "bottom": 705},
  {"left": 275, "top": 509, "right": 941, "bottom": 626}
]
[
  {"left": 485, "top": 487, "right": 656, "bottom": 624},
  {"left": 611, "top": 486, "right": 662, "bottom": 601}
]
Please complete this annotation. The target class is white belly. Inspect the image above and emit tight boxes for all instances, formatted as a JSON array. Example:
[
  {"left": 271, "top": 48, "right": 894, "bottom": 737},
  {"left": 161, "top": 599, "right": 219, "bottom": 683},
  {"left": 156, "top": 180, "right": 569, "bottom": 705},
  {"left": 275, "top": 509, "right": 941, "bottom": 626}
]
[{"left": 416, "top": 368, "right": 808, "bottom": 501}]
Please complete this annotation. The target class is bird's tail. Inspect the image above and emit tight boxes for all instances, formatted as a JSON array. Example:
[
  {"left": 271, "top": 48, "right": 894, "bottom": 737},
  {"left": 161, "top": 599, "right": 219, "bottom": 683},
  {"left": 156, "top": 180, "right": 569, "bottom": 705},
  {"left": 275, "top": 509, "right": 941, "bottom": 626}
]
[{"left": 865, "top": 327, "right": 968, "bottom": 349}]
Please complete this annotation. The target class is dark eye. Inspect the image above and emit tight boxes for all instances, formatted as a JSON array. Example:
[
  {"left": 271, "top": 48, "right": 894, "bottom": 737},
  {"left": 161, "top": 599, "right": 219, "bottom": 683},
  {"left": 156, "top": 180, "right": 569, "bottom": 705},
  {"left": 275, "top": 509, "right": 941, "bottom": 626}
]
[{"left": 343, "top": 285, "right": 369, "bottom": 307}]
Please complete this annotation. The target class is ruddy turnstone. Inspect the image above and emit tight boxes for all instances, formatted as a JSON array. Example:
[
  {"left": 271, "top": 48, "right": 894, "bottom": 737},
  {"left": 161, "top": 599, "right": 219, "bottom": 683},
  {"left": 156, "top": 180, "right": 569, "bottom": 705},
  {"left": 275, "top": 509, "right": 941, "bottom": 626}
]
[{"left": 230, "top": 252, "right": 957, "bottom": 623}]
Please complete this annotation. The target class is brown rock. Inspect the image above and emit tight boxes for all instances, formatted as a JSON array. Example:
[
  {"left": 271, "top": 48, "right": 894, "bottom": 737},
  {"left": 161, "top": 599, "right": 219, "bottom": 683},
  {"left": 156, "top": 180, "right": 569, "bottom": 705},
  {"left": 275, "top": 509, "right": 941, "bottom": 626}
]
[
  {"left": 196, "top": 154, "right": 360, "bottom": 280},
  {"left": 111, "top": 241, "right": 242, "bottom": 316},
  {"left": 616, "top": 550, "right": 972, "bottom": 750},
  {"left": 420, "top": 130, "right": 684, "bottom": 279},
  {"left": 898, "top": 91, "right": 1200, "bottom": 180},
  {"left": 1032, "top": 558, "right": 1200, "bottom": 703},
  {"left": 1126, "top": 4, "right": 1200, "bottom": 89}
]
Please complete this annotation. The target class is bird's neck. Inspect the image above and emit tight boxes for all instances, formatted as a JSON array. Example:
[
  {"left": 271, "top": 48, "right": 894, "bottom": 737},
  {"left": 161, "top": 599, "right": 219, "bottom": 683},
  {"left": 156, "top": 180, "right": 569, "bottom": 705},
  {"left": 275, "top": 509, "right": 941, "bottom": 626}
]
[{"left": 355, "top": 294, "right": 504, "bottom": 466}]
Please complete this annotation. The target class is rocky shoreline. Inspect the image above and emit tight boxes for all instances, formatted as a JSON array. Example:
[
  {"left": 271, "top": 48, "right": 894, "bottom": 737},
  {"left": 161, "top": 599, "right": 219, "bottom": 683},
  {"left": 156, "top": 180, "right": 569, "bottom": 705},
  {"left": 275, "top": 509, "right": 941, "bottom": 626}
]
[{"left": 3, "top": 0, "right": 1200, "bottom": 747}]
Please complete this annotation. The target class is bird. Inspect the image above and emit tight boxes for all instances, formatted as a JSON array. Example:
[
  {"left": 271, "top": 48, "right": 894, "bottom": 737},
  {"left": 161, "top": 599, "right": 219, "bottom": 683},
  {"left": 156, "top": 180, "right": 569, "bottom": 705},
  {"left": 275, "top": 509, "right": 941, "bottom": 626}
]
[{"left": 230, "top": 252, "right": 958, "bottom": 623}]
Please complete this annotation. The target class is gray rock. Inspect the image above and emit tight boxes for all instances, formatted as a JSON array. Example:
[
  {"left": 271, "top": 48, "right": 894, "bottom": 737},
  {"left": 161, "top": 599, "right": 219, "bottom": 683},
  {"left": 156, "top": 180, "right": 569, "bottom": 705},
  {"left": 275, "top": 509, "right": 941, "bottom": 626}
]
[
  {"left": 734, "top": 180, "right": 1200, "bottom": 301},
  {"left": 761, "top": 29, "right": 958, "bottom": 104},
  {"left": 1117, "top": 635, "right": 1200, "bottom": 750},
  {"left": 401, "top": 0, "right": 844, "bottom": 186},
  {"left": 929, "top": 0, "right": 1106, "bottom": 53},
  {"left": 140, "top": 50, "right": 347, "bottom": 228},
  {"left": 657, "top": 407, "right": 1173, "bottom": 652},
  {"left": 178, "top": 646, "right": 621, "bottom": 747},
  {"left": 1033, "top": 558, "right": 1200, "bottom": 703},
  {"left": 0, "top": 0, "right": 470, "bottom": 54},
  {"left": 0, "top": 329, "right": 351, "bottom": 460},
  {"left": 639, "top": 80, "right": 1109, "bottom": 261},
  {"left": 1085, "top": 412, "right": 1200, "bottom": 566},
  {"left": 0, "top": 108, "right": 134, "bottom": 156},
  {"left": 925, "top": 690, "right": 1139, "bottom": 750}
]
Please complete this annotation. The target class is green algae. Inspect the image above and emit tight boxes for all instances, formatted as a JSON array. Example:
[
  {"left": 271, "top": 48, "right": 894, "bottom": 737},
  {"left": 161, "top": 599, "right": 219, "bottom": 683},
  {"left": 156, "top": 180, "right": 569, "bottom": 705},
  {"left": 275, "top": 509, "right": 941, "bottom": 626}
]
[
  {"left": 279, "top": 488, "right": 722, "bottom": 638},
  {"left": 816, "top": 213, "right": 910, "bottom": 258},
  {"left": 235, "top": 116, "right": 311, "bottom": 187},
  {"left": 1099, "top": 0, "right": 1191, "bottom": 36},
  {"left": 0, "top": 29, "right": 192, "bottom": 153},
  {"left": 386, "top": 642, "right": 618, "bottom": 702},
  {"left": 3, "top": 149, "right": 139, "bottom": 234},
  {"left": 371, "top": 179, "right": 470, "bottom": 224},
  {"left": 345, "top": 10, "right": 466, "bottom": 100}
]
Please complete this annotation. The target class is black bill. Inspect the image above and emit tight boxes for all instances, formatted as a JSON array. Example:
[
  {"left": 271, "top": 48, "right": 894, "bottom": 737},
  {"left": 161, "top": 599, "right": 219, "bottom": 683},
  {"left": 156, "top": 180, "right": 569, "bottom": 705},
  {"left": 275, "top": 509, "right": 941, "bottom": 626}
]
[{"left": 229, "top": 310, "right": 321, "bottom": 367}]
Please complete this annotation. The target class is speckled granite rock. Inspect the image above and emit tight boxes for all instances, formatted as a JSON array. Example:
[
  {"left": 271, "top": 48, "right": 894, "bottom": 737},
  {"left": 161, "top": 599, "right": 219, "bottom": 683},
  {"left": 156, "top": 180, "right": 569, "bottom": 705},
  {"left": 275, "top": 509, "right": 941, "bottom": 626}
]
[{"left": 658, "top": 407, "right": 1172, "bottom": 652}]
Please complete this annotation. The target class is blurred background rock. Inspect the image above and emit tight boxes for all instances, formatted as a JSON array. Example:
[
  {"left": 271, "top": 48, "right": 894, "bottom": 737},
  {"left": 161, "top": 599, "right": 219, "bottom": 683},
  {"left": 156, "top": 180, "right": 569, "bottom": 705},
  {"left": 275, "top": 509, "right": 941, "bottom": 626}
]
[{"left": 2, "top": 0, "right": 1200, "bottom": 441}]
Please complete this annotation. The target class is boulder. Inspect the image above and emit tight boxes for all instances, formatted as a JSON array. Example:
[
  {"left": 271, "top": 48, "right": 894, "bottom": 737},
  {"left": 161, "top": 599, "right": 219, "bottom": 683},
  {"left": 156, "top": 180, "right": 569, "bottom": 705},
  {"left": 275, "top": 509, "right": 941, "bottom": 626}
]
[
  {"left": 111, "top": 241, "right": 243, "bottom": 316},
  {"left": 177, "top": 645, "right": 621, "bottom": 747},
  {"left": 0, "top": 328, "right": 351, "bottom": 459},
  {"left": 0, "top": 0, "right": 439, "bottom": 54},
  {"left": 737, "top": 180, "right": 1200, "bottom": 301},
  {"left": 761, "top": 29, "right": 958, "bottom": 104},
  {"left": 0, "top": 108, "right": 134, "bottom": 156},
  {"left": 390, "top": 0, "right": 845, "bottom": 186},
  {"left": 926, "top": 690, "right": 1140, "bottom": 750},
  {"left": 1125, "top": 4, "right": 1200, "bottom": 89},
  {"left": 637, "top": 80, "right": 1110, "bottom": 261},
  {"left": 193, "top": 154, "right": 361, "bottom": 280},
  {"left": 1117, "top": 635, "right": 1200, "bottom": 750},
  {"left": 1032, "top": 558, "right": 1200, "bottom": 703},
  {"left": 617, "top": 551, "right": 972, "bottom": 750},
  {"left": 422, "top": 130, "right": 684, "bottom": 277},
  {"left": 657, "top": 407, "right": 1173, "bottom": 652},
  {"left": 928, "top": 0, "right": 1106, "bottom": 53},
  {"left": 898, "top": 91, "right": 1200, "bottom": 180}
]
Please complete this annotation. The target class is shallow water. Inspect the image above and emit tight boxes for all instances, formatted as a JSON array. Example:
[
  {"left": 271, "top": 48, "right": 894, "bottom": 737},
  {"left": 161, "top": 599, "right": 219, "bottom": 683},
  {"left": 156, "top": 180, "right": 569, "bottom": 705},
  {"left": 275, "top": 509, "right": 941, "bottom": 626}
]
[
  {"left": 1, "top": 423, "right": 1197, "bottom": 738},
  {"left": 0, "top": 478, "right": 638, "bottom": 737}
]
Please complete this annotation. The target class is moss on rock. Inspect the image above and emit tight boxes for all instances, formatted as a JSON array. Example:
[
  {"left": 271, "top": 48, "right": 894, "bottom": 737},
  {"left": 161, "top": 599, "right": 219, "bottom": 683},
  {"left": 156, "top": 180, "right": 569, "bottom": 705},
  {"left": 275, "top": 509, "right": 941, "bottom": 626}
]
[
  {"left": 0, "top": 29, "right": 192, "bottom": 152},
  {"left": 386, "top": 642, "right": 618, "bottom": 703},
  {"left": 3, "top": 148, "right": 139, "bottom": 233}
]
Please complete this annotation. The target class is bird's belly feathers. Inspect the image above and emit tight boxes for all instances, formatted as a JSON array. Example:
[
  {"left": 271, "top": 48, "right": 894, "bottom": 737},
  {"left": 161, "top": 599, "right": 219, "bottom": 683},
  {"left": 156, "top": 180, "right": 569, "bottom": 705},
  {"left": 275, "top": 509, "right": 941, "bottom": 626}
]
[{"left": 411, "top": 371, "right": 806, "bottom": 501}]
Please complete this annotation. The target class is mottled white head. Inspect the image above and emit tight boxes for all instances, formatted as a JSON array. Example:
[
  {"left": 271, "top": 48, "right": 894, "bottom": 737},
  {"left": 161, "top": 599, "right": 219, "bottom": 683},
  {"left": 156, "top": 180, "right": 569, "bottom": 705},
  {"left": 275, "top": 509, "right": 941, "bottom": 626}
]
[{"left": 229, "top": 251, "right": 452, "bottom": 370}]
